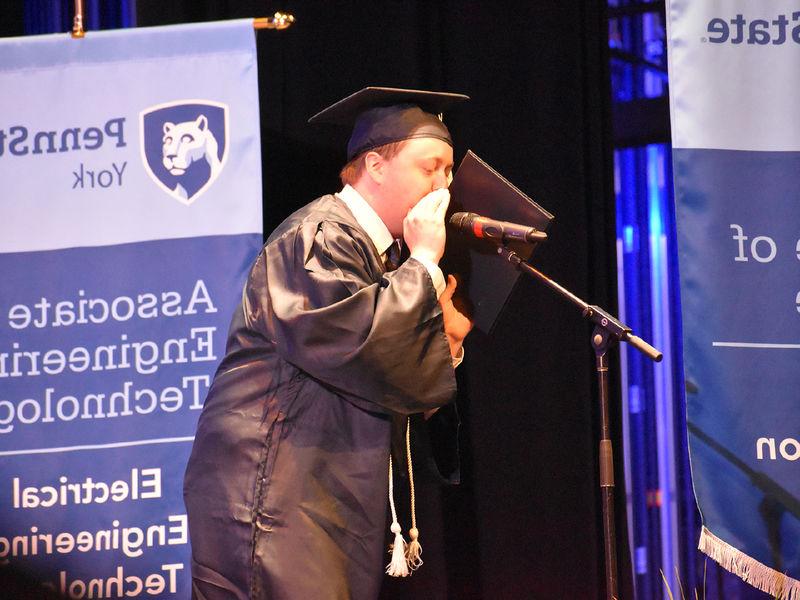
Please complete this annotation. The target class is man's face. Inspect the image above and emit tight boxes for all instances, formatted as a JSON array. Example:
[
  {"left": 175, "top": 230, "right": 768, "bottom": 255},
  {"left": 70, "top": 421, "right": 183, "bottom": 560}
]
[{"left": 378, "top": 137, "right": 454, "bottom": 237}]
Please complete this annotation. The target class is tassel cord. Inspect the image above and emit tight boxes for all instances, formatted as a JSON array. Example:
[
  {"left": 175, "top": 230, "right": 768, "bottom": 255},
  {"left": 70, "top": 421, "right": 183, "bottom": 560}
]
[{"left": 405, "top": 419, "right": 422, "bottom": 570}]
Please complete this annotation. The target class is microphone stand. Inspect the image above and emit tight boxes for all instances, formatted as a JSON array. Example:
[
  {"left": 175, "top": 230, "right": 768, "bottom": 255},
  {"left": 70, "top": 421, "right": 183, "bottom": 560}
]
[{"left": 494, "top": 243, "right": 662, "bottom": 600}]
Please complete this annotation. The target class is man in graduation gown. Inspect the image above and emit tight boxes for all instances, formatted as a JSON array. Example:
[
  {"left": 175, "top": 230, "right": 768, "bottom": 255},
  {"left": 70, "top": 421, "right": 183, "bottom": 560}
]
[{"left": 183, "top": 88, "right": 471, "bottom": 600}]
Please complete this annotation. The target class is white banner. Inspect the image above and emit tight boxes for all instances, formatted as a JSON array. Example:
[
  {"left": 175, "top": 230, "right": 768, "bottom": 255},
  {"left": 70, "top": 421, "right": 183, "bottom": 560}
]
[
  {"left": 0, "top": 20, "right": 262, "bottom": 597},
  {"left": 668, "top": 2, "right": 800, "bottom": 597}
]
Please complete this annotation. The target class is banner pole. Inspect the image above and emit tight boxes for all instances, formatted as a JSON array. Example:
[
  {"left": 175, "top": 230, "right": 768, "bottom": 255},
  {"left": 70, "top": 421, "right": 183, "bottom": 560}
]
[
  {"left": 69, "top": 9, "right": 294, "bottom": 38},
  {"left": 71, "top": 0, "right": 85, "bottom": 38}
]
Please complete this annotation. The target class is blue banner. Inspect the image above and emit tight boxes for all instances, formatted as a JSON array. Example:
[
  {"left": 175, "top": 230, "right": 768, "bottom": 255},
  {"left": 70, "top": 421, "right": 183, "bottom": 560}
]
[
  {"left": 667, "top": 1, "right": 800, "bottom": 596},
  {"left": 0, "top": 20, "right": 262, "bottom": 597}
]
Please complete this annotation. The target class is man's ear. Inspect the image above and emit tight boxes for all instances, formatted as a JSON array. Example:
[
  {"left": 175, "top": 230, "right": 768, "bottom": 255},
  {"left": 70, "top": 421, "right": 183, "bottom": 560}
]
[{"left": 363, "top": 151, "right": 385, "bottom": 184}]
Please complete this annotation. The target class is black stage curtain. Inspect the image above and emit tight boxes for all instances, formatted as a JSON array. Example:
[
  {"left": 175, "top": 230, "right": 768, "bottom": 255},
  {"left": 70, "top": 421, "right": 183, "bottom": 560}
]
[
  {"left": 0, "top": 2, "right": 24, "bottom": 37},
  {"left": 142, "top": 2, "right": 627, "bottom": 597}
]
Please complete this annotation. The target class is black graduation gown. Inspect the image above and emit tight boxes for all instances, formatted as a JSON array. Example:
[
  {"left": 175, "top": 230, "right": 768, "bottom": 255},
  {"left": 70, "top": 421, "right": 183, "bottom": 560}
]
[{"left": 183, "top": 194, "right": 457, "bottom": 600}]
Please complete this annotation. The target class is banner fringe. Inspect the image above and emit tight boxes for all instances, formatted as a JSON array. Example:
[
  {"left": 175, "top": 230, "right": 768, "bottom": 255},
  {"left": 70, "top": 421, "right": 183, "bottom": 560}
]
[{"left": 699, "top": 526, "right": 800, "bottom": 600}]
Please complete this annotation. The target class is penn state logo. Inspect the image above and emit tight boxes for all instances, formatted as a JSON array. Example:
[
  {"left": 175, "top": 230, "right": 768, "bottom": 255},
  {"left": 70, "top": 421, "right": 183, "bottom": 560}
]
[{"left": 139, "top": 100, "right": 229, "bottom": 205}]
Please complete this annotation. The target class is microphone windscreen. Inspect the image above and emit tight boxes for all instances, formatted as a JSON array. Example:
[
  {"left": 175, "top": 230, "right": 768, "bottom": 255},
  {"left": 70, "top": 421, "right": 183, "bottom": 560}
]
[{"left": 448, "top": 212, "right": 473, "bottom": 229}]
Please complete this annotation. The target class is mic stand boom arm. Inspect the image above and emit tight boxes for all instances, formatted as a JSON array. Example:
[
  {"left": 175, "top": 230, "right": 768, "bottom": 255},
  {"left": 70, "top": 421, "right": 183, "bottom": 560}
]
[{"left": 494, "top": 244, "right": 662, "bottom": 600}]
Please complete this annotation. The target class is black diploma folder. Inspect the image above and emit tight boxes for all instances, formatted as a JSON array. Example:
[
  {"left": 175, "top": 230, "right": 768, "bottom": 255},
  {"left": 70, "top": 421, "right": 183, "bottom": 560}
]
[{"left": 444, "top": 150, "right": 554, "bottom": 334}]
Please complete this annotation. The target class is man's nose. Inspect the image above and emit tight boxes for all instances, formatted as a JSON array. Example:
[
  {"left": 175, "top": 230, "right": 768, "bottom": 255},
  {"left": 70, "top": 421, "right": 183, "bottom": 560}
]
[{"left": 433, "top": 171, "right": 449, "bottom": 190}]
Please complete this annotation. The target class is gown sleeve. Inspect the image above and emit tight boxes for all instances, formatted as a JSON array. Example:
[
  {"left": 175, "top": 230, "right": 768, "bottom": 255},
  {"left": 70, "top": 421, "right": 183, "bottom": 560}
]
[{"left": 243, "top": 218, "right": 457, "bottom": 415}]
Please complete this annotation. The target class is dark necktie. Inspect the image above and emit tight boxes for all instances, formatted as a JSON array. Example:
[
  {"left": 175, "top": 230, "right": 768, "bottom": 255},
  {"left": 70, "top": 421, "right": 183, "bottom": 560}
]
[{"left": 384, "top": 240, "right": 402, "bottom": 272}]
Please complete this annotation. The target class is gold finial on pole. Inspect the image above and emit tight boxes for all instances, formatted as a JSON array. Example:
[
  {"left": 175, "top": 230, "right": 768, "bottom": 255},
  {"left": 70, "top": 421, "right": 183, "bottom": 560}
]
[
  {"left": 253, "top": 12, "right": 296, "bottom": 30},
  {"left": 71, "top": 0, "right": 85, "bottom": 38}
]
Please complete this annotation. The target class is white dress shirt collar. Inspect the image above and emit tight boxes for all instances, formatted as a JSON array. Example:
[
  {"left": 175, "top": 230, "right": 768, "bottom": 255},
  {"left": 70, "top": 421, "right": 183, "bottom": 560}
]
[{"left": 336, "top": 184, "right": 395, "bottom": 256}]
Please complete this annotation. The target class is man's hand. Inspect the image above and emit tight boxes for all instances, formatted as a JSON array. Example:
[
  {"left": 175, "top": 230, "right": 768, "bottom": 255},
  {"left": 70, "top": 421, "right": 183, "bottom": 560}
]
[
  {"left": 403, "top": 188, "right": 450, "bottom": 264},
  {"left": 423, "top": 275, "right": 472, "bottom": 420},
  {"left": 440, "top": 274, "right": 473, "bottom": 358}
]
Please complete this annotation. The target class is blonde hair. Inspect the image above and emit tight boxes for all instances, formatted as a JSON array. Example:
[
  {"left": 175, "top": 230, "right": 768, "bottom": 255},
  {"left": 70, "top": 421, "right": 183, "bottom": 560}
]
[{"left": 339, "top": 141, "right": 407, "bottom": 186}]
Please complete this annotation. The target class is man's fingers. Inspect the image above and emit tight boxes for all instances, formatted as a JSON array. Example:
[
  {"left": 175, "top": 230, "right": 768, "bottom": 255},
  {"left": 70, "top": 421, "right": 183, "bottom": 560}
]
[{"left": 440, "top": 274, "right": 457, "bottom": 304}]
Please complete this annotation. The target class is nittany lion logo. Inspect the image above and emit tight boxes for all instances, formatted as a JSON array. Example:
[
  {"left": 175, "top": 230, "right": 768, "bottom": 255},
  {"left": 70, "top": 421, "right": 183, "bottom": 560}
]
[{"left": 140, "top": 100, "right": 229, "bottom": 205}]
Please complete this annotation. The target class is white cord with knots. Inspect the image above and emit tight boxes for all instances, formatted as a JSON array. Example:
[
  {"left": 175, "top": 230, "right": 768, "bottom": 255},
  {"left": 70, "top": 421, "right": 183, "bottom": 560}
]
[{"left": 385, "top": 417, "right": 422, "bottom": 576}]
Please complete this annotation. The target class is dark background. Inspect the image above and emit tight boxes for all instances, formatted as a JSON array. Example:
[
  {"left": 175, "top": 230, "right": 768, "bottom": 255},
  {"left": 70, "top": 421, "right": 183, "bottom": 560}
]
[{"left": 2, "top": 2, "right": 630, "bottom": 597}]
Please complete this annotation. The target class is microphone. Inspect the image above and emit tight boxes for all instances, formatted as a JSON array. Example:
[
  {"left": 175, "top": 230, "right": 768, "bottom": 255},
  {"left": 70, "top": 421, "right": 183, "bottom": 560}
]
[{"left": 448, "top": 212, "right": 547, "bottom": 244}]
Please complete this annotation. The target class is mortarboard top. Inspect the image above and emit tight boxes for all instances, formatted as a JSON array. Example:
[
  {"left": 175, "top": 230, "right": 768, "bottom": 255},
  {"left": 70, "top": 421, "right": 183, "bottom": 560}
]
[
  {"left": 308, "top": 87, "right": 469, "bottom": 161},
  {"left": 443, "top": 151, "right": 554, "bottom": 334}
]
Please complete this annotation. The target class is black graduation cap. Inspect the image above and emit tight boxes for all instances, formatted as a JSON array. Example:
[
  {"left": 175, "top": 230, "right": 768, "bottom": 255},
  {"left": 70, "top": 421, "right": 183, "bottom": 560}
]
[
  {"left": 443, "top": 151, "right": 554, "bottom": 334},
  {"left": 308, "top": 87, "right": 469, "bottom": 161}
]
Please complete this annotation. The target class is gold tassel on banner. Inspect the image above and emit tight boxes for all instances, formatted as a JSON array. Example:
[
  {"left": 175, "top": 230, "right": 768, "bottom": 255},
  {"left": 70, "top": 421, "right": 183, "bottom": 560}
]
[
  {"left": 71, "top": 0, "right": 85, "bottom": 38},
  {"left": 253, "top": 13, "right": 296, "bottom": 30}
]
